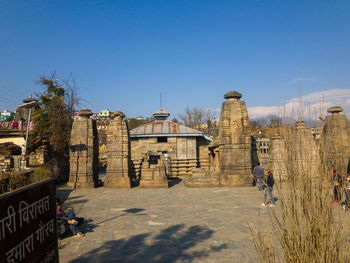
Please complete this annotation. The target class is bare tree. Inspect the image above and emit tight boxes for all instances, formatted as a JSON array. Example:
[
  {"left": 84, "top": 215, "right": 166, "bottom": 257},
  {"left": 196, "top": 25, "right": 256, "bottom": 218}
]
[
  {"left": 178, "top": 107, "right": 218, "bottom": 136},
  {"left": 62, "top": 72, "right": 80, "bottom": 113},
  {"left": 178, "top": 107, "right": 204, "bottom": 130},
  {"left": 256, "top": 118, "right": 268, "bottom": 127},
  {"left": 249, "top": 120, "right": 262, "bottom": 130},
  {"left": 269, "top": 116, "right": 282, "bottom": 128}
]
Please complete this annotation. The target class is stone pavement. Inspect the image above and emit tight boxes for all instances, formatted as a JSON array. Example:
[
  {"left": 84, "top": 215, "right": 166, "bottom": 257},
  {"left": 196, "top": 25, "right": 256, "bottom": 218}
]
[{"left": 57, "top": 182, "right": 274, "bottom": 263}]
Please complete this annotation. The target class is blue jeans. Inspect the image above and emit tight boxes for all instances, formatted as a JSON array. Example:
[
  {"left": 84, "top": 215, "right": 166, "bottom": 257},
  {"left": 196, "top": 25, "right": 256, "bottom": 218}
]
[
  {"left": 256, "top": 177, "right": 264, "bottom": 191},
  {"left": 264, "top": 186, "right": 275, "bottom": 205},
  {"left": 61, "top": 209, "right": 81, "bottom": 235}
]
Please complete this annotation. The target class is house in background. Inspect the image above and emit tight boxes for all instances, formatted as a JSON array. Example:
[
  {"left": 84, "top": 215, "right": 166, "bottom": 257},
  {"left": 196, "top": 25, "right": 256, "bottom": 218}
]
[
  {"left": 0, "top": 110, "right": 15, "bottom": 122},
  {"left": 98, "top": 110, "right": 111, "bottom": 119}
]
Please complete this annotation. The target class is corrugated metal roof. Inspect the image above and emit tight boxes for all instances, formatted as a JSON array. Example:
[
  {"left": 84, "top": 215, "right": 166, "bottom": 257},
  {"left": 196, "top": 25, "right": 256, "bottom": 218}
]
[{"left": 130, "top": 120, "right": 203, "bottom": 137}]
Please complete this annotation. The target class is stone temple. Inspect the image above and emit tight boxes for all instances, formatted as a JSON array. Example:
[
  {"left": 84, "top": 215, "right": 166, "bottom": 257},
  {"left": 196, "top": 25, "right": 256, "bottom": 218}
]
[
  {"left": 192, "top": 90, "right": 253, "bottom": 187},
  {"left": 129, "top": 108, "right": 212, "bottom": 187},
  {"left": 67, "top": 91, "right": 350, "bottom": 189},
  {"left": 68, "top": 91, "right": 256, "bottom": 188}
]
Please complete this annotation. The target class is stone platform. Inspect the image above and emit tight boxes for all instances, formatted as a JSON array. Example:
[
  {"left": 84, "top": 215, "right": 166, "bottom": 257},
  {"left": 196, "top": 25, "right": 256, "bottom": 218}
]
[{"left": 57, "top": 183, "right": 274, "bottom": 263}]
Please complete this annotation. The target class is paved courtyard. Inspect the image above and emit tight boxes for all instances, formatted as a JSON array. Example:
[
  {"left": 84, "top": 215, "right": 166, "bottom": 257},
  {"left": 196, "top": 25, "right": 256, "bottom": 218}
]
[{"left": 57, "top": 182, "right": 274, "bottom": 263}]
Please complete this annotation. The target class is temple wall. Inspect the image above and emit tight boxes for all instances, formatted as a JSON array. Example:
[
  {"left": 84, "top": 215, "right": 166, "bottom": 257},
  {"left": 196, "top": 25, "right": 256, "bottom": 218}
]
[
  {"left": 130, "top": 136, "right": 204, "bottom": 178},
  {"left": 198, "top": 138, "right": 210, "bottom": 170}
]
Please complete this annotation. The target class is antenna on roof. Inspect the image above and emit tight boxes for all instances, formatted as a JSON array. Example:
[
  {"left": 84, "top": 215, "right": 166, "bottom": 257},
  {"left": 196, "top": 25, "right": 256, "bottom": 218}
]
[{"left": 160, "top": 93, "right": 162, "bottom": 109}]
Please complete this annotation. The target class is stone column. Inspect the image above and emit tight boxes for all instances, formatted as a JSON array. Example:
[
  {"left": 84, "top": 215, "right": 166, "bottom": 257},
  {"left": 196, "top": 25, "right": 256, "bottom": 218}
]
[
  {"left": 217, "top": 91, "right": 253, "bottom": 186},
  {"left": 270, "top": 134, "right": 287, "bottom": 179},
  {"left": 68, "top": 108, "right": 99, "bottom": 188},
  {"left": 294, "top": 121, "right": 320, "bottom": 177},
  {"left": 104, "top": 111, "right": 131, "bottom": 188},
  {"left": 322, "top": 106, "right": 350, "bottom": 176}
]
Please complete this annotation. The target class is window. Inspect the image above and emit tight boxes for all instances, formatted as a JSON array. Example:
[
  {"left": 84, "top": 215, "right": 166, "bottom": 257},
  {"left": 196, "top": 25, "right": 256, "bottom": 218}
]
[
  {"left": 149, "top": 156, "right": 159, "bottom": 165},
  {"left": 157, "top": 137, "right": 167, "bottom": 143}
]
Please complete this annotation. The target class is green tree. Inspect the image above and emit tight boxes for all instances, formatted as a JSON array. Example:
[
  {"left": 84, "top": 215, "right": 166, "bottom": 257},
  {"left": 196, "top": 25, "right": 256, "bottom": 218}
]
[
  {"left": 127, "top": 118, "right": 144, "bottom": 130},
  {"left": 30, "top": 73, "right": 78, "bottom": 180}
]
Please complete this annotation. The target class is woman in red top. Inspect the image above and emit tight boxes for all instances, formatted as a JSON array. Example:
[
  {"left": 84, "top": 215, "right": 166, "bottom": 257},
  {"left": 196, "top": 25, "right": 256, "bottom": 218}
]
[{"left": 56, "top": 198, "right": 84, "bottom": 237}]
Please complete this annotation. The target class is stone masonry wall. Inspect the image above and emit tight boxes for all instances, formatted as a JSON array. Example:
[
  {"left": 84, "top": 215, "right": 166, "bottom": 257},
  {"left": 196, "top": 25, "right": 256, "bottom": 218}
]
[{"left": 130, "top": 136, "right": 199, "bottom": 178}]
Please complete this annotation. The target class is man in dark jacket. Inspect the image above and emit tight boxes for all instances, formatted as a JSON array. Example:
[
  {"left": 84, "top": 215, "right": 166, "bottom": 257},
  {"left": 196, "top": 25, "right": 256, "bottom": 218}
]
[{"left": 262, "top": 170, "right": 276, "bottom": 207}]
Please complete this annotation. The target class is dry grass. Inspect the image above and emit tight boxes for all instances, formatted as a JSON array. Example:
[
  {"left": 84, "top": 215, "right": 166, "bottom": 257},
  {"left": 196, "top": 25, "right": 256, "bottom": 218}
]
[{"left": 251, "top": 120, "right": 350, "bottom": 262}]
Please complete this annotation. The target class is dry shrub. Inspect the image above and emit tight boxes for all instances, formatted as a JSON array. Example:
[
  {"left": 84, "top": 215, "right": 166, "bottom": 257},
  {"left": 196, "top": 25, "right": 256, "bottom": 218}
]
[
  {"left": 0, "top": 171, "right": 29, "bottom": 192},
  {"left": 0, "top": 172, "right": 10, "bottom": 193},
  {"left": 251, "top": 122, "right": 349, "bottom": 262},
  {"left": 28, "top": 166, "right": 52, "bottom": 184},
  {"left": 0, "top": 167, "right": 53, "bottom": 194},
  {"left": 250, "top": 228, "right": 278, "bottom": 263}
]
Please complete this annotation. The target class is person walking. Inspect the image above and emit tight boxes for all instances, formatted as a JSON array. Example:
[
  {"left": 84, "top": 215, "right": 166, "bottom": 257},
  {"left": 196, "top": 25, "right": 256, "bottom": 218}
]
[
  {"left": 253, "top": 162, "right": 265, "bottom": 191},
  {"left": 262, "top": 170, "right": 276, "bottom": 207}
]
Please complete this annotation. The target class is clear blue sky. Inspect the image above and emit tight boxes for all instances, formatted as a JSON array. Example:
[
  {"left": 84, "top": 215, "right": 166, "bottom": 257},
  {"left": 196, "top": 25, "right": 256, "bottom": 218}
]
[{"left": 1, "top": 1, "right": 349, "bottom": 118}]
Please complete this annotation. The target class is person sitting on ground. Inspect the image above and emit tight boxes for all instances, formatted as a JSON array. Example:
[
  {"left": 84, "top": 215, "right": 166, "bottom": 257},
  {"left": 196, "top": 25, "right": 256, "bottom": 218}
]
[
  {"left": 262, "top": 170, "right": 276, "bottom": 207},
  {"left": 56, "top": 198, "right": 84, "bottom": 237},
  {"left": 253, "top": 162, "right": 265, "bottom": 191}
]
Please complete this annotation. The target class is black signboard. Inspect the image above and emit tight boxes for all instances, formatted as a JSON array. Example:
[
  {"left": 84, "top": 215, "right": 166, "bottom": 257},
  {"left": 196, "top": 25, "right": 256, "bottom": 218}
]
[{"left": 0, "top": 178, "right": 58, "bottom": 263}]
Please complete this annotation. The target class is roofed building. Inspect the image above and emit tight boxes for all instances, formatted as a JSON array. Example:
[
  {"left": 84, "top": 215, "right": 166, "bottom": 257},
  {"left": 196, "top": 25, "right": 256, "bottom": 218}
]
[{"left": 130, "top": 108, "right": 212, "bottom": 179}]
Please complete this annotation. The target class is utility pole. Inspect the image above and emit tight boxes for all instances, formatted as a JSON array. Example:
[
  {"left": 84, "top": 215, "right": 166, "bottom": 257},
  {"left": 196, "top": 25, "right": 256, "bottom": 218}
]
[{"left": 17, "top": 95, "right": 39, "bottom": 168}]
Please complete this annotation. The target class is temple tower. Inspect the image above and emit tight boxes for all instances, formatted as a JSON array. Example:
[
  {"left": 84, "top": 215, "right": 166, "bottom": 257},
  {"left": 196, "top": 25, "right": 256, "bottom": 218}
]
[
  {"left": 322, "top": 106, "right": 350, "bottom": 176},
  {"left": 217, "top": 91, "right": 253, "bottom": 186},
  {"left": 104, "top": 111, "right": 131, "bottom": 188},
  {"left": 68, "top": 108, "right": 99, "bottom": 188}
]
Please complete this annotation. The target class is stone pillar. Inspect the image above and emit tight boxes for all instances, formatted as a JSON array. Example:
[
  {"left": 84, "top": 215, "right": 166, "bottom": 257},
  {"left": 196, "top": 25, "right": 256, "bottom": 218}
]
[
  {"left": 270, "top": 134, "right": 288, "bottom": 179},
  {"left": 68, "top": 108, "right": 99, "bottom": 188},
  {"left": 294, "top": 121, "right": 320, "bottom": 177},
  {"left": 139, "top": 152, "right": 168, "bottom": 188},
  {"left": 322, "top": 106, "right": 350, "bottom": 176},
  {"left": 104, "top": 111, "right": 131, "bottom": 188},
  {"left": 217, "top": 91, "right": 253, "bottom": 186}
]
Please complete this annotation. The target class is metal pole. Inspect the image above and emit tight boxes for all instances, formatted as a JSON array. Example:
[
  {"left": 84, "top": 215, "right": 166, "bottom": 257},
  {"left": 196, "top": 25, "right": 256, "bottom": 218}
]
[{"left": 24, "top": 107, "right": 32, "bottom": 157}]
